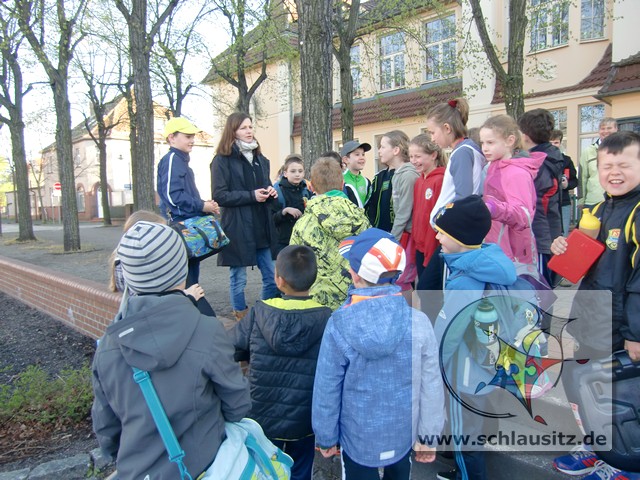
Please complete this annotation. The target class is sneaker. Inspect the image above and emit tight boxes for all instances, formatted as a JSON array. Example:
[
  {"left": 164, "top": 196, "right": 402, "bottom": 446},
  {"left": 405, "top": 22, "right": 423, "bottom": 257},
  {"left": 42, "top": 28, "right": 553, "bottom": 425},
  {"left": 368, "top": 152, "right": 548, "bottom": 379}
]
[
  {"left": 581, "top": 460, "right": 640, "bottom": 480},
  {"left": 437, "top": 470, "right": 456, "bottom": 480},
  {"left": 553, "top": 446, "right": 598, "bottom": 475}
]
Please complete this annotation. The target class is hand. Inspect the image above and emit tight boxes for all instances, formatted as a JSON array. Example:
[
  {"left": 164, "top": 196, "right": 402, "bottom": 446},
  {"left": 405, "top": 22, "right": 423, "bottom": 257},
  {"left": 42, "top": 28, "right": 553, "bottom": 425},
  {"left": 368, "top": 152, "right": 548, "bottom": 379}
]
[
  {"left": 413, "top": 442, "right": 436, "bottom": 463},
  {"left": 550, "top": 236, "right": 568, "bottom": 255},
  {"left": 254, "top": 189, "right": 270, "bottom": 202},
  {"left": 625, "top": 339, "right": 640, "bottom": 361},
  {"left": 319, "top": 446, "right": 339, "bottom": 458},
  {"left": 562, "top": 176, "right": 569, "bottom": 189},
  {"left": 184, "top": 284, "right": 205, "bottom": 301},
  {"left": 203, "top": 200, "right": 220, "bottom": 215},
  {"left": 283, "top": 207, "right": 302, "bottom": 219},
  {"left": 265, "top": 186, "right": 278, "bottom": 198}
]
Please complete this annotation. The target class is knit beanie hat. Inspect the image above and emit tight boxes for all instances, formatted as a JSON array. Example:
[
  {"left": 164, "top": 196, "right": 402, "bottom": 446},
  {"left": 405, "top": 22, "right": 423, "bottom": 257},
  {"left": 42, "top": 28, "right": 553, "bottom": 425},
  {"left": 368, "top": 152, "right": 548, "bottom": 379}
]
[
  {"left": 433, "top": 195, "right": 491, "bottom": 249},
  {"left": 116, "top": 221, "right": 188, "bottom": 294}
]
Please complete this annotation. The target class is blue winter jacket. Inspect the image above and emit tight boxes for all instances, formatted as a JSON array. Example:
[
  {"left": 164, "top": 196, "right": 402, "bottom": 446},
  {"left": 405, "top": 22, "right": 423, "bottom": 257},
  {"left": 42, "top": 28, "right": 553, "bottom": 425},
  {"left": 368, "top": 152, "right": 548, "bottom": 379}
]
[
  {"left": 157, "top": 147, "right": 205, "bottom": 221},
  {"left": 434, "top": 244, "right": 517, "bottom": 394},
  {"left": 312, "top": 284, "right": 444, "bottom": 468}
]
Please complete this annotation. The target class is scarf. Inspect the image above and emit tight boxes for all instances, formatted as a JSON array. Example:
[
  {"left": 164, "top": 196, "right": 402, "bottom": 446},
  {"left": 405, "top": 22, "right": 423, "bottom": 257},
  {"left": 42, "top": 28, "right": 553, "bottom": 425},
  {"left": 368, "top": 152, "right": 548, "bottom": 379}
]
[{"left": 236, "top": 139, "right": 259, "bottom": 163}]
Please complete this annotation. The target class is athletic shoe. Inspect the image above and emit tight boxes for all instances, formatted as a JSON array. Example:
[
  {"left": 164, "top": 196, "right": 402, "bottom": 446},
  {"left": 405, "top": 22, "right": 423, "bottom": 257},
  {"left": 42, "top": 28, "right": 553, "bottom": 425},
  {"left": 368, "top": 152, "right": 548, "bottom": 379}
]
[
  {"left": 436, "top": 470, "right": 456, "bottom": 480},
  {"left": 553, "top": 446, "right": 598, "bottom": 475},
  {"left": 581, "top": 460, "right": 640, "bottom": 480}
]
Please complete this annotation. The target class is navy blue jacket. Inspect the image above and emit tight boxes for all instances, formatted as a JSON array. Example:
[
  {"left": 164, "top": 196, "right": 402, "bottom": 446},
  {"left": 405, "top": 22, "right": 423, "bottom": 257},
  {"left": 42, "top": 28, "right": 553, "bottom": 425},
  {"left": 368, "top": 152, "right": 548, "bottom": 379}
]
[{"left": 157, "top": 147, "right": 205, "bottom": 222}]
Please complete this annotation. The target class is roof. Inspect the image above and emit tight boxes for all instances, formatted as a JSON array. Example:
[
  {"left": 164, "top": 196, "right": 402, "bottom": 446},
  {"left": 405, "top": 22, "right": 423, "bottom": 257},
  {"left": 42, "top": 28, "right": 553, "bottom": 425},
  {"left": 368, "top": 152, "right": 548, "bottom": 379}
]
[
  {"left": 292, "top": 80, "right": 462, "bottom": 136},
  {"left": 597, "top": 50, "right": 640, "bottom": 98},
  {"left": 492, "top": 43, "right": 612, "bottom": 104}
]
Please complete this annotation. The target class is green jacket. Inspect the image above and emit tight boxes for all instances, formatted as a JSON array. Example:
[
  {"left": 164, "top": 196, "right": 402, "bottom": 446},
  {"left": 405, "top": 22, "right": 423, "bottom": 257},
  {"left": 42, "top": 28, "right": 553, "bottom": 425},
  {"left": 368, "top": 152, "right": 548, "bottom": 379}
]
[
  {"left": 290, "top": 191, "right": 370, "bottom": 310},
  {"left": 579, "top": 142, "right": 605, "bottom": 206}
]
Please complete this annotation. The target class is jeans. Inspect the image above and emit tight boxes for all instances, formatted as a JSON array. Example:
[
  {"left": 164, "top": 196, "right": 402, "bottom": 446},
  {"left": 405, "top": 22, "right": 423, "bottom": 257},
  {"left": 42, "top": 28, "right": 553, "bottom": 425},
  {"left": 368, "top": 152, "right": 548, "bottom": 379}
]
[
  {"left": 271, "top": 436, "right": 315, "bottom": 480},
  {"left": 342, "top": 449, "right": 411, "bottom": 480},
  {"left": 229, "top": 247, "right": 278, "bottom": 311},
  {"left": 561, "top": 204, "right": 571, "bottom": 236}
]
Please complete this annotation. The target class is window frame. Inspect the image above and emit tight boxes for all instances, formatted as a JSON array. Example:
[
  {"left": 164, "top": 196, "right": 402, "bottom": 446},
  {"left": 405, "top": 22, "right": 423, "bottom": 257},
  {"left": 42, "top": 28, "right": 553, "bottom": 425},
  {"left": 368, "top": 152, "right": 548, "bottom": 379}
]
[
  {"left": 579, "top": 103, "right": 605, "bottom": 159},
  {"left": 529, "top": 0, "right": 570, "bottom": 53},
  {"left": 580, "top": 0, "right": 605, "bottom": 41},
  {"left": 351, "top": 44, "right": 363, "bottom": 98},
  {"left": 424, "top": 13, "right": 457, "bottom": 83},
  {"left": 378, "top": 31, "right": 406, "bottom": 92}
]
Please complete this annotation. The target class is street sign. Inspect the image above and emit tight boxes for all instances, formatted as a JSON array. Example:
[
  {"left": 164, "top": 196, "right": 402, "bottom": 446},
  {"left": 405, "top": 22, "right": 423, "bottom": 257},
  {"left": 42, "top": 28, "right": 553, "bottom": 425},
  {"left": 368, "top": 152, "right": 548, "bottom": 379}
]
[{"left": 54, "top": 182, "right": 62, "bottom": 191}]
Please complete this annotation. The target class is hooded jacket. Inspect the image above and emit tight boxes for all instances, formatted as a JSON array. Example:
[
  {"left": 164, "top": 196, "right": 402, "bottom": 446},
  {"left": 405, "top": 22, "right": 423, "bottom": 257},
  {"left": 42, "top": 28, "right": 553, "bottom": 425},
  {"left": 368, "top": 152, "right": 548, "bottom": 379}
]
[
  {"left": 290, "top": 192, "right": 370, "bottom": 310},
  {"left": 272, "top": 177, "right": 313, "bottom": 247},
  {"left": 484, "top": 150, "right": 545, "bottom": 264},
  {"left": 579, "top": 142, "right": 606, "bottom": 206},
  {"left": 312, "top": 284, "right": 444, "bottom": 468},
  {"left": 232, "top": 297, "right": 331, "bottom": 440},
  {"left": 412, "top": 167, "right": 445, "bottom": 265},
  {"left": 211, "top": 144, "right": 277, "bottom": 266},
  {"left": 391, "top": 162, "right": 420, "bottom": 240},
  {"left": 92, "top": 293, "right": 251, "bottom": 480},
  {"left": 434, "top": 244, "right": 518, "bottom": 394},
  {"left": 157, "top": 147, "right": 205, "bottom": 222},
  {"left": 530, "top": 143, "right": 565, "bottom": 254}
]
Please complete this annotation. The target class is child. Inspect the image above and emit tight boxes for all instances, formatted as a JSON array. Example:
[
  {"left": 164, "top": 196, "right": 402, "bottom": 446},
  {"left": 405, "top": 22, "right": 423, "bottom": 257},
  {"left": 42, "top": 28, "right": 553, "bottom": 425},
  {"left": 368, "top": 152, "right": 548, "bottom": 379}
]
[
  {"left": 517, "top": 109, "right": 564, "bottom": 284},
  {"left": 272, "top": 155, "right": 313, "bottom": 254},
  {"left": 366, "top": 134, "right": 399, "bottom": 232},
  {"left": 313, "top": 228, "right": 444, "bottom": 479},
  {"left": 232, "top": 245, "right": 331, "bottom": 480},
  {"left": 550, "top": 131, "right": 640, "bottom": 480},
  {"left": 92, "top": 221, "right": 250, "bottom": 479},
  {"left": 157, "top": 117, "right": 219, "bottom": 289},
  {"left": 550, "top": 129, "right": 579, "bottom": 236},
  {"left": 340, "top": 140, "right": 372, "bottom": 208},
  {"left": 290, "top": 157, "right": 370, "bottom": 310},
  {"left": 421, "top": 98, "right": 486, "bottom": 320},
  {"left": 481, "top": 114, "right": 544, "bottom": 264},
  {"left": 432, "top": 195, "right": 518, "bottom": 480},
  {"left": 410, "top": 134, "right": 445, "bottom": 280}
]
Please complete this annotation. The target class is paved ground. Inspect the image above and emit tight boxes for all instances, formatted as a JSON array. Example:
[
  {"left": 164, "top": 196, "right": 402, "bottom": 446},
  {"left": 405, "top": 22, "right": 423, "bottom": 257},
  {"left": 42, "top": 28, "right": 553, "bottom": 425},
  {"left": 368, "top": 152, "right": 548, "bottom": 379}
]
[{"left": 0, "top": 221, "right": 265, "bottom": 319}]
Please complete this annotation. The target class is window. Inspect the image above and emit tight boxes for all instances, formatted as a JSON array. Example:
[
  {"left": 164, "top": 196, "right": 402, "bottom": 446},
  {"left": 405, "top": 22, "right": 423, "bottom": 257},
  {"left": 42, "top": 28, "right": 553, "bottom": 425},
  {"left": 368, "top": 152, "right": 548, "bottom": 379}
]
[
  {"left": 579, "top": 103, "right": 605, "bottom": 157},
  {"left": 550, "top": 108, "right": 568, "bottom": 149},
  {"left": 425, "top": 14, "right": 457, "bottom": 82},
  {"left": 351, "top": 45, "right": 362, "bottom": 98},
  {"left": 581, "top": 0, "right": 605, "bottom": 40},
  {"left": 530, "top": 0, "right": 569, "bottom": 52},
  {"left": 76, "top": 185, "right": 85, "bottom": 213},
  {"left": 379, "top": 32, "right": 405, "bottom": 91}
]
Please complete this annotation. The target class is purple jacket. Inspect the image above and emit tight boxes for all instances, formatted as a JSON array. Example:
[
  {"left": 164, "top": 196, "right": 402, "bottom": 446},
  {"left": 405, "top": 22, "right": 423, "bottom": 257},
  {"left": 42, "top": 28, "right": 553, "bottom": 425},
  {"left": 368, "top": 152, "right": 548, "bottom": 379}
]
[{"left": 484, "top": 150, "right": 545, "bottom": 264}]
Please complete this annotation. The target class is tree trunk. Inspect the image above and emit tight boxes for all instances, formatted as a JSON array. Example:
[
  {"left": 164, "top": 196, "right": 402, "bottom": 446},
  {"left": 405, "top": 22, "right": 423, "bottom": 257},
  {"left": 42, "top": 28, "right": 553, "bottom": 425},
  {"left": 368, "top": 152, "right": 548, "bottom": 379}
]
[
  {"left": 52, "top": 80, "right": 81, "bottom": 251},
  {"left": 338, "top": 52, "right": 354, "bottom": 143},
  {"left": 128, "top": 0, "right": 156, "bottom": 212},
  {"left": 9, "top": 120, "right": 36, "bottom": 240},
  {"left": 505, "top": 0, "right": 527, "bottom": 120},
  {"left": 296, "top": 0, "right": 333, "bottom": 171},
  {"left": 98, "top": 138, "right": 111, "bottom": 225}
]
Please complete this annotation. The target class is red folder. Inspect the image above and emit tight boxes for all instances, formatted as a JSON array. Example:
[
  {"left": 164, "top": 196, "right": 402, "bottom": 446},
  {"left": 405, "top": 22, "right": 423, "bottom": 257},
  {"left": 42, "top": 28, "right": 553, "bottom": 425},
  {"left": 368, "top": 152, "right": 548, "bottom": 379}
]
[{"left": 548, "top": 229, "right": 605, "bottom": 284}]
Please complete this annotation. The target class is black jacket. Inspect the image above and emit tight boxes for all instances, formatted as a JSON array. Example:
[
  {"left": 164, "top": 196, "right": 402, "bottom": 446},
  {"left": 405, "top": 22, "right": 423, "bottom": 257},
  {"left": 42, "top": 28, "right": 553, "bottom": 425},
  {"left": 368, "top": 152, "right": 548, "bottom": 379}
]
[
  {"left": 570, "top": 186, "right": 640, "bottom": 351},
  {"left": 560, "top": 153, "right": 579, "bottom": 207},
  {"left": 366, "top": 168, "right": 395, "bottom": 232},
  {"left": 231, "top": 297, "right": 331, "bottom": 440},
  {"left": 272, "top": 178, "right": 313, "bottom": 247},
  {"left": 211, "top": 145, "right": 278, "bottom": 266},
  {"left": 530, "top": 143, "right": 564, "bottom": 254}
]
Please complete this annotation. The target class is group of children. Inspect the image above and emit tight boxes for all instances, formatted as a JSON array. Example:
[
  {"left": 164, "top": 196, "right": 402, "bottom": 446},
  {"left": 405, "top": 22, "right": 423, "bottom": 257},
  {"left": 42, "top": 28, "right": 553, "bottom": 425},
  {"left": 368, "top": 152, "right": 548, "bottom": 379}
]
[{"left": 91, "top": 103, "right": 640, "bottom": 480}]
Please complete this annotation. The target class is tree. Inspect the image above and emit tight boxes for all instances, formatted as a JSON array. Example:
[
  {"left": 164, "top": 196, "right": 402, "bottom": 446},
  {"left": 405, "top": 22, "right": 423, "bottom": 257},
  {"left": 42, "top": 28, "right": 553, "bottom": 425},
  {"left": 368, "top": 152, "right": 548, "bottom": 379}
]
[
  {"left": 467, "top": 0, "right": 527, "bottom": 119},
  {"left": 0, "top": 4, "right": 36, "bottom": 241},
  {"left": 295, "top": 0, "right": 333, "bottom": 170},
  {"left": 332, "top": 0, "right": 360, "bottom": 144},
  {"left": 114, "top": 0, "right": 180, "bottom": 212}
]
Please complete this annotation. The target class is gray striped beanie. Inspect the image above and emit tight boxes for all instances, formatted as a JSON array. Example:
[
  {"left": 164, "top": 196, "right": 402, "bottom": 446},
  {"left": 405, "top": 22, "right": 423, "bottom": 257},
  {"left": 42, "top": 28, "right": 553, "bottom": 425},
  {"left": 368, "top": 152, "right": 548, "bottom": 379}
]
[{"left": 116, "top": 221, "right": 188, "bottom": 294}]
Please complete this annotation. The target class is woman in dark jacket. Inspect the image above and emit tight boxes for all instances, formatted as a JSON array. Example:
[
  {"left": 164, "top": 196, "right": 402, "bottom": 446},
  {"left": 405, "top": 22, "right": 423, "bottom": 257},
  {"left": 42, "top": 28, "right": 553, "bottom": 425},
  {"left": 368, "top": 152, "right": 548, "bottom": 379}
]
[{"left": 211, "top": 112, "right": 279, "bottom": 321}]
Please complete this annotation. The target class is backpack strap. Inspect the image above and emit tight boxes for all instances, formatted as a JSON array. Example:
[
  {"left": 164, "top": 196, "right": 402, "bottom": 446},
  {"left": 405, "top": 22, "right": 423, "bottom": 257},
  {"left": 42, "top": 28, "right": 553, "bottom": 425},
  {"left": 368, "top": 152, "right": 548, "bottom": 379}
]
[
  {"left": 625, "top": 200, "right": 640, "bottom": 269},
  {"left": 132, "top": 368, "right": 193, "bottom": 480}
]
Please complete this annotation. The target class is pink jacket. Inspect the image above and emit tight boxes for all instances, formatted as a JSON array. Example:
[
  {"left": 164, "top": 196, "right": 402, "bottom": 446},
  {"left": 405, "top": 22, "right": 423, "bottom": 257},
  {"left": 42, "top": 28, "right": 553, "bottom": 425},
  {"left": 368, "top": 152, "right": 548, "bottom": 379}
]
[{"left": 484, "top": 151, "right": 545, "bottom": 264}]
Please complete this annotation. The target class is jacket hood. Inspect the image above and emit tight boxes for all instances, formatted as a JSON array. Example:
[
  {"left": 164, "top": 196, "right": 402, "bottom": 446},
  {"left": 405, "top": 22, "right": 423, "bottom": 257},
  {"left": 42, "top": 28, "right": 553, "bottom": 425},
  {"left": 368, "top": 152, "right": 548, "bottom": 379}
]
[
  {"left": 394, "top": 162, "right": 418, "bottom": 178},
  {"left": 105, "top": 293, "right": 199, "bottom": 372},
  {"left": 443, "top": 244, "right": 517, "bottom": 286},
  {"left": 305, "top": 194, "right": 370, "bottom": 238},
  {"left": 425, "top": 166, "right": 446, "bottom": 180},
  {"left": 252, "top": 298, "right": 328, "bottom": 356},
  {"left": 334, "top": 284, "right": 409, "bottom": 359},
  {"left": 533, "top": 143, "right": 564, "bottom": 176}
]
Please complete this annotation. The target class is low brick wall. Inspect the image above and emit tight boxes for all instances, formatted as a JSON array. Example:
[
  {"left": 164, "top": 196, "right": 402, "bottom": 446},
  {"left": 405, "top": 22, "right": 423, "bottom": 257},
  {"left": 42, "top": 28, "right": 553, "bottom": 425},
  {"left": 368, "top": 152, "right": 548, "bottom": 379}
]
[{"left": 0, "top": 255, "right": 120, "bottom": 340}]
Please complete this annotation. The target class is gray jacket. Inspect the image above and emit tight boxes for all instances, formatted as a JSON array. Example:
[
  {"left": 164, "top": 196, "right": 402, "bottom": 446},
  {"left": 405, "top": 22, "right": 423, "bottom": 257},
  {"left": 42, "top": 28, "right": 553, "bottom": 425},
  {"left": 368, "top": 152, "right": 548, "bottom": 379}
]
[
  {"left": 391, "top": 162, "right": 419, "bottom": 240},
  {"left": 92, "top": 292, "right": 250, "bottom": 480}
]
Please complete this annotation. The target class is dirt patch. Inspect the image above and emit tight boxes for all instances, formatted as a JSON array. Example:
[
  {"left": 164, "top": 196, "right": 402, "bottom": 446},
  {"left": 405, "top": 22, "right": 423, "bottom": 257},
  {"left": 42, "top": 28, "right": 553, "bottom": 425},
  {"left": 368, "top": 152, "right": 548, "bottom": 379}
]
[{"left": 0, "top": 291, "right": 98, "bottom": 472}]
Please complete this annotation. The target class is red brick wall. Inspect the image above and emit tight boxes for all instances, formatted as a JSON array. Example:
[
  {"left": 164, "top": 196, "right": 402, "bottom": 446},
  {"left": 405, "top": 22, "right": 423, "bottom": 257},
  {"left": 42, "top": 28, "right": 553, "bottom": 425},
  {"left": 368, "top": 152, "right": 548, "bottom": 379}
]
[{"left": 0, "top": 256, "right": 120, "bottom": 340}]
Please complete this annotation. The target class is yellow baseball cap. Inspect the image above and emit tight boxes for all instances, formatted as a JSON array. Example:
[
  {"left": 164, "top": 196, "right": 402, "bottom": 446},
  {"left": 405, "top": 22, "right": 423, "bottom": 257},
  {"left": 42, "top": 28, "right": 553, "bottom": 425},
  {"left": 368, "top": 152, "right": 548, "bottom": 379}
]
[{"left": 163, "top": 117, "right": 201, "bottom": 138}]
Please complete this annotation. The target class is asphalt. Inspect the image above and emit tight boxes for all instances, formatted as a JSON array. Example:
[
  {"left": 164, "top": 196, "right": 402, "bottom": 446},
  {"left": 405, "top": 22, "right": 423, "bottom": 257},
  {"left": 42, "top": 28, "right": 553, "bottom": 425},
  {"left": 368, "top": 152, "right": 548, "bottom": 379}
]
[{"left": 0, "top": 220, "right": 583, "bottom": 479}]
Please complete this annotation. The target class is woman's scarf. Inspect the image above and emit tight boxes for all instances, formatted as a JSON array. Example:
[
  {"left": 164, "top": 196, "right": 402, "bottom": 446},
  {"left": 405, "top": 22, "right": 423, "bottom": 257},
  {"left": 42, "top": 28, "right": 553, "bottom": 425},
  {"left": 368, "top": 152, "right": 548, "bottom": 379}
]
[{"left": 236, "top": 139, "right": 259, "bottom": 163}]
